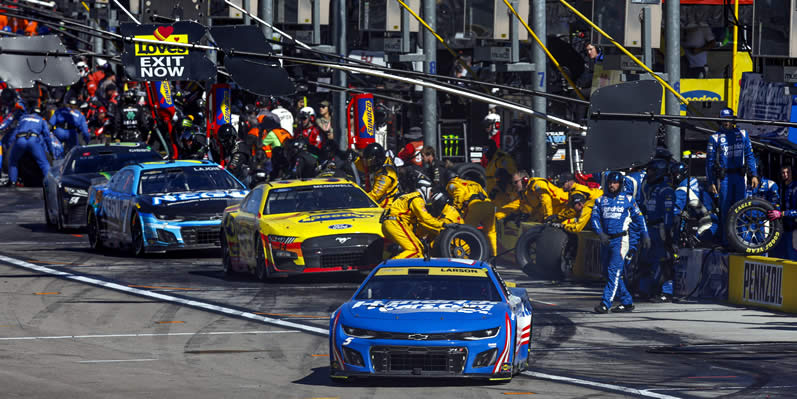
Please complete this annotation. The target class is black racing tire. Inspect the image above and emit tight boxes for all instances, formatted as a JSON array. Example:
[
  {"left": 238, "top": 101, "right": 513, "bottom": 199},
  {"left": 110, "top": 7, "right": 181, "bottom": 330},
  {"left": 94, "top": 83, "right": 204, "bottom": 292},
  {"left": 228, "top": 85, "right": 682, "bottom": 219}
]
[
  {"left": 432, "top": 224, "right": 490, "bottom": 261},
  {"left": 255, "top": 238, "right": 271, "bottom": 281},
  {"left": 515, "top": 225, "right": 567, "bottom": 280},
  {"left": 87, "top": 209, "right": 104, "bottom": 251},
  {"left": 130, "top": 213, "right": 145, "bottom": 256},
  {"left": 455, "top": 163, "right": 487, "bottom": 188},
  {"left": 43, "top": 188, "right": 54, "bottom": 226},
  {"left": 725, "top": 198, "right": 783, "bottom": 255},
  {"left": 221, "top": 231, "right": 234, "bottom": 275},
  {"left": 55, "top": 191, "right": 65, "bottom": 231}
]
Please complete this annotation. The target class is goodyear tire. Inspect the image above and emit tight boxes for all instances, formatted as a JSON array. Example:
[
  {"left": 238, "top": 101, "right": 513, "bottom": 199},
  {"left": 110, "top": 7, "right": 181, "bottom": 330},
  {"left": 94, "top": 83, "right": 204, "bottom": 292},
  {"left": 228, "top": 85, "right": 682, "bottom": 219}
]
[
  {"left": 725, "top": 198, "right": 783, "bottom": 255},
  {"left": 515, "top": 225, "right": 567, "bottom": 280},
  {"left": 130, "top": 213, "right": 145, "bottom": 256},
  {"left": 455, "top": 163, "right": 486, "bottom": 188},
  {"left": 87, "top": 209, "right": 104, "bottom": 250},
  {"left": 255, "top": 238, "right": 272, "bottom": 281},
  {"left": 221, "top": 232, "right": 234, "bottom": 275},
  {"left": 433, "top": 224, "right": 490, "bottom": 261},
  {"left": 43, "top": 189, "right": 54, "bottom": 226}
]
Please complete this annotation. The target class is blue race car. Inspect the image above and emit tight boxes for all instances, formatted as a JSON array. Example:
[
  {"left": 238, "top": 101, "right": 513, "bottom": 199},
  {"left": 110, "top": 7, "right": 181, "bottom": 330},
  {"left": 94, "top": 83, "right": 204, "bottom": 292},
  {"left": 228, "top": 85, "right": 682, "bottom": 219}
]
[
  {"left": 329, "top": 258, "right": 533, "bottom": 382},
  {"left": 86, "top": 160, "right": 249, "bottom": 255}
]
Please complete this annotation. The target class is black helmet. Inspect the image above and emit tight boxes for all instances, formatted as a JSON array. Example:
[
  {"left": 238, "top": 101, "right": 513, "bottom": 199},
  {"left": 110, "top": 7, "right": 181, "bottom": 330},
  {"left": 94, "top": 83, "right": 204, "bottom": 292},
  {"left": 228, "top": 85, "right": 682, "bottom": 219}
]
[
  {"left": 669, "top": 162, "right": 688, "bottom": 184},
  {"left": 606, "top": 171, "right": 624, "bottom": 186},
  {"left": 122, "top": 90, "right": 137, "bottom": 104},
  {"left": 427, "top": 190, "right": 449, "bottom": 218},
  {"left": 568, "top": 192, "right": 587, "bottom": 207},
  {"left": 217, "top": 124, "right": 237, "bottom": 147},
  {"left": 292, "top": 137, "right": 308, "bottom": 152},
  {"left": 646, "top": 159, "right": 669, "bottom": 184},
  {"left": 363, "top": 142, "right": 385, "bottom": 168}
]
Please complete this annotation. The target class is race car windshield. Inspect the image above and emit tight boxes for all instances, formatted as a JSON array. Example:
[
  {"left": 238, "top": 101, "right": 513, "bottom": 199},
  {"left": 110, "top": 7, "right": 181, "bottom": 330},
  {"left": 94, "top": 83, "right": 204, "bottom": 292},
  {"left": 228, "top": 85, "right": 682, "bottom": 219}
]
[
  {"left": 264, "top": 185, "right": 377, "bottom": 214},
  {"left": 355, "top": 275, "right": 502, "bottom": 301},
  {"left": 138, "top": 166, "right": 246, "bottom": 194},
  {"left": 66, "top": 151, "right": 161, "bottom": 175}
]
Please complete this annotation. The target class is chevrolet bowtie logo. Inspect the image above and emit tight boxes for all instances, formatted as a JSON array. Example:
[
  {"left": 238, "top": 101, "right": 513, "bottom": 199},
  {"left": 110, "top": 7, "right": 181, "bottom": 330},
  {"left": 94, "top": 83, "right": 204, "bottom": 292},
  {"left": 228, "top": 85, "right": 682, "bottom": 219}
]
[{"left": 407, "top": 334, "right": 428, "bottom": 340}]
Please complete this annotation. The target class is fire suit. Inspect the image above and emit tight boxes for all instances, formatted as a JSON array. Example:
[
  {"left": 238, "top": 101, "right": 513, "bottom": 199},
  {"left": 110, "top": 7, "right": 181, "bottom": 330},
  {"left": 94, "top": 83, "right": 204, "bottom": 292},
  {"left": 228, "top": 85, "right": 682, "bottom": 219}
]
[
  {"left": 382, "top": 191, "right": 444, "bottom": 259},
  {"left": 559, "top": 184, "right": 603, "bottom": 233},
  {"left": 590, "top": 191, "right": 649, "bottom": 309},
  {"left": 485, "top": 150, "right": 517, "bottom": 197},
  {"left": 367, "top": 163, "right": 399, "bottom": 208},
  {"left": 746, "top": 177, "right": 780, "bottom": 209},
  {"left": 5, "top": 113, "right": 53, "bottom": 184},
  {"left": 114, "top": 104, "right": 152, "bottom": 142},
  {"left": 525, "top": 177, "right": 569, "bottom": 222},
  {"left": 447, "top": 177, "right": 497, "bottom": 255},
  {"left": 50, "top": 107, "right": 89, "bottom": 150},
  {"left": 706, "top": 126, "right": 757, "bottom": 226},
  {"left": 675, "top": 177, "right": 719, "bottom": 245},
  {"left": 300, "top": 125, "right": 323, "bottom": 150},
  {"left": 641, "top": 179, "right": 676, "bottom": 298}
]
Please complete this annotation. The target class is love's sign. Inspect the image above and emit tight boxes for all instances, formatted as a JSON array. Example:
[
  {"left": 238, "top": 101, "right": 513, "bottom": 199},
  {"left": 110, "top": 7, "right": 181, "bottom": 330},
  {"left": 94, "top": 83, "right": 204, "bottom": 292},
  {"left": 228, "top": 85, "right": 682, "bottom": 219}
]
[{"left": 121, "top": 21, "right": 215, "bottom": 82}]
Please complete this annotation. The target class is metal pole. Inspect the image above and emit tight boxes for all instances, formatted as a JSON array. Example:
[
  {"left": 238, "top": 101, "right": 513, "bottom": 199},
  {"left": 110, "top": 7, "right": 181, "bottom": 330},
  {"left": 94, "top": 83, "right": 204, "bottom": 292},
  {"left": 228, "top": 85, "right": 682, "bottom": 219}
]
[
  {"left": 242, "top": 0, "right": 251, "bottom": 25},
  {"left": 313, "top": 0, "right": 321, "bottom": 44},
  {"left": 532, "top": 0, "right": 546, "bottom": 177},
  {"left": 510, "top": 0, "right": 519, "bottom": 64},
  {"left": 259, "top": 0, "right": 272, "bottom": 39},
  {"left": 642, "top": 7, "right": 651, "bottom": 67},
  {"left": 665, "top": 0, "right": 681, "bottom": 160},
  {"left": 333, "top": 0, "right": 348, "bottom": 151},
  {"left": 92, "top": 19, "right": 102, "bottom": 55},
  {"left": 401, "top": 4, "right": 410, "bottom": 53},
  {"left": 422, "top": 0, "right": 437, "bottom": 151}
]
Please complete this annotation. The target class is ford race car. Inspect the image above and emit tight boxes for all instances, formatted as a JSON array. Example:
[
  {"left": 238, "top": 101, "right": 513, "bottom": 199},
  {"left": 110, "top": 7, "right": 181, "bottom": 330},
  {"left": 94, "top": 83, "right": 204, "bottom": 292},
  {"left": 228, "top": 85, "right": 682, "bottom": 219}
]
[
  {"left": 86, "top": 160, "right": 248, "bottom": 255},
  {"left": 329, "top": 258, "right": 533, "bottom": 382},
  {"left": 221, "top": 178, "right": 385, "bottom": 279},
  {"left": 43, "top": 142, "right": 162, "bottom": 230}
]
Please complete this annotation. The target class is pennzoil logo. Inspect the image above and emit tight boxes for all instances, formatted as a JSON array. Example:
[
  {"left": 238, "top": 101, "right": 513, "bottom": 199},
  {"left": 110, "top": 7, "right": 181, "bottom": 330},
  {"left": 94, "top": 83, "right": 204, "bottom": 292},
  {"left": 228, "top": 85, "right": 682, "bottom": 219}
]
[{"left": 743, "top": 261, "right": 783, "bottom": 306}]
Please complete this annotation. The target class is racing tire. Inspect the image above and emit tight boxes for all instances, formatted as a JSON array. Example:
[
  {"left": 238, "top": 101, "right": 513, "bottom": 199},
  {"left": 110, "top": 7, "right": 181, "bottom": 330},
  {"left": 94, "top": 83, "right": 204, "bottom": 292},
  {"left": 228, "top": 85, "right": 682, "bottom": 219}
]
[
  {"left": 221, "top": 232, "right": 234, "bottom": 275},
  {"left": 725, "top": 198, "right": 783, "bottom": 255},
  {"left": 55, "top": 192, "right": 65, "bottom": 231},
  {"left": 43, "top": 189, "right": 54, "bottom": 226},
  {"left": 432, "top": 224, "right": 490, "bottom": 261},
  {"left": 515, "top": 225, "right": 567, "bottom": 280},
  {"left": 130, "top": 213, "right": 146, "bottom": 257},
  {"left": 454, "top": 163, "right": 487, "bottom": 188},
  {"left": 255, "top": 238, "right": 271, "bottom": 281},
  {"left": 87, "top": 209, "right": 104, "bottom": 251}
]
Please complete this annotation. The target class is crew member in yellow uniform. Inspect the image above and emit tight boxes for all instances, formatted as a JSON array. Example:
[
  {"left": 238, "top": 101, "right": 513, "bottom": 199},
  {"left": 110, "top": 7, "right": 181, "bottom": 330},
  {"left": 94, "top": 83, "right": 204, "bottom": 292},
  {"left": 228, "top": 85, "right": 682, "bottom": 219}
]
[
  {"left": 553, "top": 176, "right": 603, "bottom": 232},
  {"left": 484, "top": 140, "right": 517, "bottom": 197},
  {"left": 362, "top": 143, "right": 399, "bottom": 208},
  {"left": 496, "top": 171, "right": 531, "bottom": 221},
  {"left": 416, "top": 191, "right": 463, "bottom": 242},
  {"left": 446, "top": 176, "right": 497, "bottom": 256},
  {"left": 524, "top": 176, "right": 570, "bottom": 222},
  {"left": 382, "top": 179, "right": 448, "bottom": 259}
]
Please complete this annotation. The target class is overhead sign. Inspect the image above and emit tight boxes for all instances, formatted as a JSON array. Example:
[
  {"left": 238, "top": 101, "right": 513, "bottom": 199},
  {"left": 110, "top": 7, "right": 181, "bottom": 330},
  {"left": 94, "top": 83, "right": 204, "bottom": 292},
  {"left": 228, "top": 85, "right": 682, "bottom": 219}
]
[
  {"left": 0, "top": 35, "right": 78, "bottom": 88},
  {"left": 121, "top": 22, "right": 215, "bottom": 82}
]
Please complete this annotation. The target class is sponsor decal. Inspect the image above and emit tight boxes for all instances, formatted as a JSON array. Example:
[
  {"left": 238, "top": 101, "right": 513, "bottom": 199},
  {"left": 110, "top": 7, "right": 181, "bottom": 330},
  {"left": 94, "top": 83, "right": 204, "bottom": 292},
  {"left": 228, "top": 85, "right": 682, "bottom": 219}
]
[
  {"left": 151, "top": 190, "right": 248, "bottom": 205},
  {"left": 335, "top": 237, "right": 352, "bottom": 244},
  {"left": 375, "top": 267, "right": 488, "bottom": 277},
  {"left": 298, "top": 212, "right": 374, "bottom": 223},
  {"left": 121, "top": 21, "right": 215, "bottom": 82},
  {"left": 329, "top": 224, "right": 352, "bottom": 230},
  {"left": 742, "top": 261, "right": 783, "bottom": 306},
  {"left": 352, "top": 300, "right": 496, "bottom": 315}
]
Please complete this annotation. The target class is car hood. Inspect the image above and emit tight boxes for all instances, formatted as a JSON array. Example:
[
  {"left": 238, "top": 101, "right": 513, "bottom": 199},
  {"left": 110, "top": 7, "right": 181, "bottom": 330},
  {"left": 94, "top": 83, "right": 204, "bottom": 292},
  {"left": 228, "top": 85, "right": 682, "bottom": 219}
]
[
  {"left": 342, "top": 300, "right": 507, "bottom": 322},
  {"left": 139, "top": 190, "right": 249, "bottom": 215},
  {"left": 261, "top": 208, "right": 384, "bottom": 236},
  {"left": 62, "top": 172, "right": 112, "bottom": 189}
]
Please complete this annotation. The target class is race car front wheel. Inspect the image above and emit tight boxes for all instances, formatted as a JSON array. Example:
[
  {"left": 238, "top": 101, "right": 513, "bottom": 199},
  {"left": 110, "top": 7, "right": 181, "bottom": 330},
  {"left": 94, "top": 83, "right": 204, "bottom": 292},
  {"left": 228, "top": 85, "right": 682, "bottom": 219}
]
[
  {"left": 255, "top": 239, "right": 271, "bottom": 281},
  {"left": 725, "top": 198, "right": 783, "bottom": 255},
  {"left": 43, "top": 189, "right": 54, "bottom": 227},
  {"left": 433, "top": 224, "right": 490, "bottom": 261},
  {"left": 130, "top": 213, "right": 145, "bottom": 257},
  {"left": 221, "top": 232, "right": 234, "bottom": 275},
  {"left": 515, "top": 225, "right": 567, "bottom": 280},
  {"left": 87, "top": 210, "right": 104, "bottom": 250}
]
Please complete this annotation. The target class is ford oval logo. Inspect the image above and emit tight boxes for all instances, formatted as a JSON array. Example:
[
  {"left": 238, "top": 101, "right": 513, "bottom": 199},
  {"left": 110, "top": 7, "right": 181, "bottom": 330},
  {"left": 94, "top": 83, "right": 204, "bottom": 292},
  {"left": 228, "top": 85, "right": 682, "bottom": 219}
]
[{"left": 329, "top": 224, "right": 352, "bottom": 230}]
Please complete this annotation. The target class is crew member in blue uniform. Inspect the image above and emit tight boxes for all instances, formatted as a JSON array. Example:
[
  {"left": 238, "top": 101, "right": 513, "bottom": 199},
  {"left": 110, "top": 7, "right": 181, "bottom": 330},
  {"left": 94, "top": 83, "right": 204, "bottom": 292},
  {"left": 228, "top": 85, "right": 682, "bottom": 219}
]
[
  {"left": 671, "top": 162, "right": 719, "bottom": 246},
  {"left": 706, "top": 107, "right": 758, "bottom": 231},
  {"left": 50, "top": 97, "right": 89, "bottom": 151},
  {"left": 642, "top": 160, "right": 676, "bottom": 302},
  {"left": 591, "top": 171, "right": 650, "bottom": 313},
  {"left": 5, "top": 107, "right": 53, "bottom": 186}
]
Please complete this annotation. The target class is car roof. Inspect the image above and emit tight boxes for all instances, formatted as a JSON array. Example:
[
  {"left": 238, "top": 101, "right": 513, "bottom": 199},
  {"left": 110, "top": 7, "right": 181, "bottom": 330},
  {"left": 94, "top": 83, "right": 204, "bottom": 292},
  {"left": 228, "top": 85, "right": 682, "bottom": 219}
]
[
  {"left": 263, "top": 177, "right": 358, "bottom": 188},
  {"left": 134, "top": 160, "right": 219, "bottom": 170},
  {"left": 376, "top": 258, "right": 489, "bottom": 269}
]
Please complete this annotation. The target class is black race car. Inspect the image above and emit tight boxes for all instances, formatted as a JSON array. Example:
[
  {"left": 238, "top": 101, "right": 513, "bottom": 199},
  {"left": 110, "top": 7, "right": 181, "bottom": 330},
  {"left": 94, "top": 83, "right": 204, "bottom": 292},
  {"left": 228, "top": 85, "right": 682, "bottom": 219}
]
[{"left": 43, "top": 142, "right": 162, "bottom": 230}]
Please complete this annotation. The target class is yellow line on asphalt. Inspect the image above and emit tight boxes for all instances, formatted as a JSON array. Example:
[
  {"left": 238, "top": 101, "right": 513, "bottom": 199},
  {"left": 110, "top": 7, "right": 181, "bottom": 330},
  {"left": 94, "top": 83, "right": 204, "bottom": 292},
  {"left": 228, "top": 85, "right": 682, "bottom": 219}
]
[
  {"left": 311, "top": 354, "right": 329, "bottom": 357},
  {"left": 34, "top": 292, "right": 60, "bottom": 295},
  {"left": 155, "top": 321, "right": 185, "bottom": 324}
]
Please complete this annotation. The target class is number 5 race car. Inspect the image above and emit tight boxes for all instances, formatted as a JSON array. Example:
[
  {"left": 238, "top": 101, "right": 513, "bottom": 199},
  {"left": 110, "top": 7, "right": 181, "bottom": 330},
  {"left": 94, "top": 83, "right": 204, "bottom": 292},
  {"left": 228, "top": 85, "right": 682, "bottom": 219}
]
[
  {"left": 329, "top": 258, "right": 533, "bottom": 382},
  {"left": 221, "top": 178, "right": 386, "bottom": 280}
]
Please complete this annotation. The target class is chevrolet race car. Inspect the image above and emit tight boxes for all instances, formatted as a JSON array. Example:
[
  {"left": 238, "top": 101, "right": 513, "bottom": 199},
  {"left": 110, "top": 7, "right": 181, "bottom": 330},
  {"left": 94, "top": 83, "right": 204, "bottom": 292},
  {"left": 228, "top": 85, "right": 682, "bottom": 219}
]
[
  {"left": 221, "top": 178, "right": 384, "bottom": 279},
  {"left": 43, "top": 142, "right": 162, "bottom": 230},
  {"left": 329, "top": 258, "right": 533, "bottom": 382},
  {"left": 86, "top": 160, "right": 248, "bottom": 255}
]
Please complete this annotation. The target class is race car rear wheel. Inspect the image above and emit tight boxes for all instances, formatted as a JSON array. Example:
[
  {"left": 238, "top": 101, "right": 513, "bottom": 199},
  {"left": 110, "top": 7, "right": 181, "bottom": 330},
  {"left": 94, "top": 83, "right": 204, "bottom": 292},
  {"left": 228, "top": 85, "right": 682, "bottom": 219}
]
[
  {"left": 130, "top": 213, "right": 145, "bottom": 257},
  {"left": 43, "top": 189, "right": 54, "bottom": 226},
  {"left": 55, "top": 192, "right": 65, "bottom": 231},
  {"left": 725, "top": 197, "right": 783, "bottom": 255},
  {"left": 515, "top": 225, "right": 567, "bottom": 280},
  {"left": 255, "top": 239, "right": 271, "bottom": 281},
  {"left": 87, "top": 210, "right": 104, "bottom": 250},
  {"left": 433, "top": 224, "right": 490, "bottom": 261}
]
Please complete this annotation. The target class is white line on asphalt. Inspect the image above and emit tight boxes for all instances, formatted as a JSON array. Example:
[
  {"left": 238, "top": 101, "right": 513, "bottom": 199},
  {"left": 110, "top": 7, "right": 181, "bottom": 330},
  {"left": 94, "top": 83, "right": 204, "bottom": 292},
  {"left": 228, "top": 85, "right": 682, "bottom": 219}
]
[
  {"left": 530, "top": 299, "right": 557, "bottom": 306},
  {"left": 0, "top": 330, "right": 296, "bottom": 341},
  {"left": 79, "top": 359, "right": 158, "bottom": 363},
  {"left": 523, "top": 371, "right": 681, "bottom": 399},
  {"left": 0, "top": 242, "right": 81, "bottom": 246},
  {"left": 0, "top": 255, "right": 328, "bottom": 335},
  {"left": 0, "top": 254, "right": 680, "bottom": 398}
]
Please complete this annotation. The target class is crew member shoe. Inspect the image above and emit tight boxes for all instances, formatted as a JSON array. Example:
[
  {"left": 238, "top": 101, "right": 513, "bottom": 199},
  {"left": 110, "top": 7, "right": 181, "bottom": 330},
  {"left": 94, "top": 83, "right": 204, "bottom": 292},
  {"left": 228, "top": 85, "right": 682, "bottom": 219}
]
[
  {"left": 649, "top": 294, "right": 671, "bottom": 303},
  {"left": 593, "top": 303, "right": 609, "bottom": 314},
  {"left": 612, "top": 304, "right": 635, "bottom": 313}
]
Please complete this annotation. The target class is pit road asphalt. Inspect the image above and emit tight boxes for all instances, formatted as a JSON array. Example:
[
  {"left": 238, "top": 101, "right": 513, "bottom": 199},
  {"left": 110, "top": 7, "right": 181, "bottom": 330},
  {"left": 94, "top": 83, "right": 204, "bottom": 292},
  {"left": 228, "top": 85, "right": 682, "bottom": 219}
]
[{"left": 0, "top": 186, "right": 795, "bottom": 398}]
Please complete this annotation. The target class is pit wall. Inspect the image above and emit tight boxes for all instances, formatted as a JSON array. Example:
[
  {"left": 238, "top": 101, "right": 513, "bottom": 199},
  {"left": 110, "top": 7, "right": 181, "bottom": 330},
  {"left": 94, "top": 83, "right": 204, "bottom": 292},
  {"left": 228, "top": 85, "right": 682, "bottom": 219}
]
[{"left": 728, "top": 255, "right": 797, "bottom": 313}]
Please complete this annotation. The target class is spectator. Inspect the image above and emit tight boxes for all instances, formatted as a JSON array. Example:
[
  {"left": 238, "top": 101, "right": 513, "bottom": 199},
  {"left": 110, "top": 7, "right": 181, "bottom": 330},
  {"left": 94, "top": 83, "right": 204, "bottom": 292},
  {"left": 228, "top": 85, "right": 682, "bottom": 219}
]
[
  {"left": 316, "top": 100, "right": 334, "bottom": 142},
  {"left": 682, "top": 21, "right": 716, "bottom": 78},
  {"left": 576, "top": 42, "right": 603, "bottom": 91}
]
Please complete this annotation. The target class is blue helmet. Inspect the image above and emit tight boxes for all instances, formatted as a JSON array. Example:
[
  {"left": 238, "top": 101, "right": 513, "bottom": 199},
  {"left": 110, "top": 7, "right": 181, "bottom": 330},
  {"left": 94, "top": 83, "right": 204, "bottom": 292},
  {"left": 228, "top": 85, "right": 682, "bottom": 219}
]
[
  {"left": 646, "top": 159, "right": 669, "bottom": 184},
  {"left": 669, "top": 162, "right": 688, "bottom": 183},
  {"left": 606, "top": 171, "right": 624, "bottom": 186},
  {"left": 719, "top": 107, "right": 735, "bottom": 119}
]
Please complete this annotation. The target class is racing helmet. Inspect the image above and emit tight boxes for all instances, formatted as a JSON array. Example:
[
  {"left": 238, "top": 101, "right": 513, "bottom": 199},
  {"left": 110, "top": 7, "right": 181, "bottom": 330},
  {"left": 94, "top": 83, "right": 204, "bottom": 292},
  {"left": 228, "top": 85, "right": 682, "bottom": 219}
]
[
  {"left": 363, "top": 142, "right": 386, "bottom": 168},
  {"left": 416, "top": 178, "right": 433, "bottom": 202},
  {"left": 669, "top": 162, "right": 688, "bottom": 184},
  {"left": 299, "top": 106, "right": 315, "bottom": 123},
  {"left": 76, "top": 61, "right": 89, "bottom": 78},
  {"left": 483, "top": 112, "right": 501, "bottom": 129},
  {"left": 217, "top": 123, "right": 237, "bottom": 148},
  {"left": 181, "top": 115, "right": 195, "bottom": 128},
  {"left": 646, "top": 159, "right": 669, "bottom": 185},
  {"left": 427, "top": 190, "right": 449, "bottom": 218},
  {"left": 568, "top": 192, "right": 587, "bottom": 207},
  {"left": 121, "top": 89, "right": 138, "bottom": 104}
]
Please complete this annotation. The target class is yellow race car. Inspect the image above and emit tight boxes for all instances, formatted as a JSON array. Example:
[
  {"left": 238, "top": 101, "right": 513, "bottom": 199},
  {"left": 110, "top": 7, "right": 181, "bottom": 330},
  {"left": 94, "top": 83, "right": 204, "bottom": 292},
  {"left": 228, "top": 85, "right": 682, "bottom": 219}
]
[{"left": 221, "top": 178, "right": 386, "bottom": 279}]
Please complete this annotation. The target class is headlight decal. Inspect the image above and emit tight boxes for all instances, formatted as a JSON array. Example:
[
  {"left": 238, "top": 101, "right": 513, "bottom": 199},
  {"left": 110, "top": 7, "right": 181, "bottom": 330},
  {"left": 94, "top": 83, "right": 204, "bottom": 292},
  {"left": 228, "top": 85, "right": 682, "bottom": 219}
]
[
  {"left": 64, "top": 186, "right": 88, "bottom": 197},
  {"left": 492, "top": 312, "right": 512, "bottom": 375},
  {"left": 331, "top": 311, "right": 345, "bottom": 369}
]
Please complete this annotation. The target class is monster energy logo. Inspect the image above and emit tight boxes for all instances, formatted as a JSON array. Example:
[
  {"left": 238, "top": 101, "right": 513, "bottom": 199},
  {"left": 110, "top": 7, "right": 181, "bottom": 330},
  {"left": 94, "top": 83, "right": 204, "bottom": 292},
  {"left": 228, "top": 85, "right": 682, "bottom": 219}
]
[{"left": 442, "top": 134, "right": 461, "bottom": 157}]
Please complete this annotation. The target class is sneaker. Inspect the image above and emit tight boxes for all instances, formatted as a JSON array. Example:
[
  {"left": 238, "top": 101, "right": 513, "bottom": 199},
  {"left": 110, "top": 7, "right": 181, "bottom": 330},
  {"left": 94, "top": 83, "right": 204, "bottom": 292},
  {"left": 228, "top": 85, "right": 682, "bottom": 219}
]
[
  {"left": 649, "top": 294, "right": 671, "bottom": 303},
  {"left": 593, "top": 303, "right": 609, "bottom": 314},
  {"left": 612, "top": 303, "right": 635, "bottom": 313}
]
